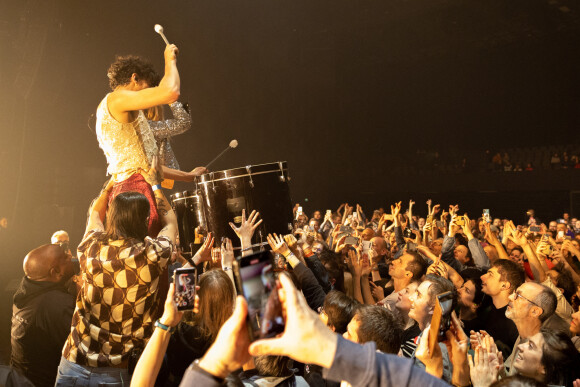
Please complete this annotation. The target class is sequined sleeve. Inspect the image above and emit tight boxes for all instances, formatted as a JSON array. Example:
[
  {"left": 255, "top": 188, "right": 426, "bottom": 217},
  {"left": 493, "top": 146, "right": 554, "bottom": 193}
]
[{"left": 149, "top": 101, "right": 191, "bottom": 140}]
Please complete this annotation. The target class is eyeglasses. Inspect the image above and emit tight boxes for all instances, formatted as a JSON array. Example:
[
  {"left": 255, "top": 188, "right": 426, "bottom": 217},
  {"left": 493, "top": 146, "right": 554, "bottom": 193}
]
[{"left": 514, "top": 291, "right": 540, "bottom": 308}]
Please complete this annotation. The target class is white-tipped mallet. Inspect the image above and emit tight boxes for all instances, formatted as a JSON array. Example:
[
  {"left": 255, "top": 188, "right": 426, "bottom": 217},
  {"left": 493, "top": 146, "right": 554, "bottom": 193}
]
[
  {"left": 205, "top": 139, "right": 239, "bottom": 169},
  {"left": 154, "top": 24, "right": 170, "bottom": 45}
]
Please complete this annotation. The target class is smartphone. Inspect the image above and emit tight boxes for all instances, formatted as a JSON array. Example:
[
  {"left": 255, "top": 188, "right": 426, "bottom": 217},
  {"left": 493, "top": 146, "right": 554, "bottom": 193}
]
[
  {"left": 273, "top": 253, "right": 288, "bottom": 272},
  {"left": 529, "top": 226, "right": 541, "bottom": 233},
  {"left": 361, "top": 240, "right": 372, "bottom": 254},
  {"left": 536, "top": 234, "right": 552, "bottom": 256},
  {"left": 557, "top": 231, "right": 565, "bottom": 240},
  {"left": 173, "top": 267, "right": 198, "bottom": 311},
  {"left": 435, "top": 221, "right": 444, "bottom": 228},
  {"left": 455, "top": 216, "right": 466, "bottom": 226},
  {"left": 404, "top": 228, "right": 416, "bottom": 240},
  {"left": 339, "top": 225, "right": 354, "bottom": 234},
  {"left": 326, "top": 209, "right": 332, "bottom": 217},
  {"left": 232, "top": 251, "right": 285, "bottom": 341},
  {"left": 426, "top": 215, "right": 434, "bottom": 224},
  {"left": 352, "top": 212, "right": 358, "bottom": 221},
  {"left": 483, "top": 209, "right": 491, "bottom": 223},
  {"left": 428, "top": 291, "right": 454, "bottom": 355},
  {"left": 344, "top": 236, "right": 360, "bottom": 246}
]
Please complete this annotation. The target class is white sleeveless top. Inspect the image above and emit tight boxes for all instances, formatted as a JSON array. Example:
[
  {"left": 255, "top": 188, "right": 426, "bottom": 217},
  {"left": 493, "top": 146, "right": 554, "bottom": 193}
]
[{"left": 95, "top": 93, "right": 158, "bottom": 182}]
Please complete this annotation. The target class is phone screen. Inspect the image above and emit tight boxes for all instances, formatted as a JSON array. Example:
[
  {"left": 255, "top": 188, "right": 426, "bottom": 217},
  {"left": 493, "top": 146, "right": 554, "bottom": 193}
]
[
  {"left": 344, "top": 236, "right": 359, "bottom": 245},
  {"left": 483, "top": 209, "right": 491, "bottom": 223},
  {"left": 234, "top": 251, "right": 284, "bottom": 341},
  {"left": 174, "top": 267, "right": 198, "bottom": 311}
]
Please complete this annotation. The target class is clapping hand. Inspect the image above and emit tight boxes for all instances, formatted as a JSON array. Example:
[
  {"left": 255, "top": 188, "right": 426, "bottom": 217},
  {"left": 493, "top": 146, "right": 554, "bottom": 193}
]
[
  {"left": 194, "top": 232, "right": 214, "bottom": 264},
  {"left": 468, "top": 347, "right": 500, "bottom": 387}
]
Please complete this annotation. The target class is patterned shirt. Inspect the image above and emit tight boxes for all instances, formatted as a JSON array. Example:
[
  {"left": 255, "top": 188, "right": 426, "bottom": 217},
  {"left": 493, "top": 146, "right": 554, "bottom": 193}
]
[{"left": 62, "top": 230, "right": 172, "bottom": 367}]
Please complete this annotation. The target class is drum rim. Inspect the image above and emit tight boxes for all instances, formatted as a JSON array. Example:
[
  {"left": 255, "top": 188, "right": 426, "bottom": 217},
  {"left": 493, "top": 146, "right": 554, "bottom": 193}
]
[{"left": 198, "top": 161, "right": 288, "bottom": 183}]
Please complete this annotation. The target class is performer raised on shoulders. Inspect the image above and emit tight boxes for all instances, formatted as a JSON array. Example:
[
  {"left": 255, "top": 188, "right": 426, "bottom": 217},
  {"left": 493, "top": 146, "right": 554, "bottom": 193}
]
[{"left": 96, "top": 44, "right": 207, "bottom": 235}]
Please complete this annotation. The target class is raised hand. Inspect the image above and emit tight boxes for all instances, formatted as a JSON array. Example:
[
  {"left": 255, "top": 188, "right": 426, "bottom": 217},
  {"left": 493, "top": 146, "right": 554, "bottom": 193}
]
[
  {"left": 432, "top": 204, "right": 441, "bottom": 215},
  {"left": 369, "top": 281, "right": 385, "bottom": 301},
  {"left": 194, "top": 232, "right": 214, "bottom": 264},
  {"left": 220, "top": 238, "right": 235, "bottom": 269},
  {"left": 449, "top": 204, "right": 459, "bottom": 217},
  {"left": 229, "top": 209, "right": 263, "bottom": 246},
  {"left": 449, "top": 215, "right": 460, "bottom": 236},
  {"left": 163, "top": 283, "right": 184, "bottom": 327},
  {"left": 461, "top": 213, "right": 473, "bottom": 239},
  {"left": 267, "top": 233, "right": 290, "bottom": 257},
  {"left": 427, "top": 260, "right": 448, "bottom": 279}
]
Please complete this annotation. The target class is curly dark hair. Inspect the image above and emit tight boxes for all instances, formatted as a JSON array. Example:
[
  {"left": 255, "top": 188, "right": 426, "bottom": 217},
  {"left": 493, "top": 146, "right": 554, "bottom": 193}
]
[{"left": 107, "top": 55, "right": 160, "bottom": 90}]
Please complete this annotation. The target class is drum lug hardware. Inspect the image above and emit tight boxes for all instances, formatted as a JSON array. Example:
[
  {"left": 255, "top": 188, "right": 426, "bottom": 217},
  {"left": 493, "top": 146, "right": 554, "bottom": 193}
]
[
  {"left": 211, "top": 172, "right": 216, "bottom": 192},
  {"left": 278, "top": 161, "right": 285, "bottom": 182},
  {"left": 245, "top": 166, "right": 254, "bottom": 188}
]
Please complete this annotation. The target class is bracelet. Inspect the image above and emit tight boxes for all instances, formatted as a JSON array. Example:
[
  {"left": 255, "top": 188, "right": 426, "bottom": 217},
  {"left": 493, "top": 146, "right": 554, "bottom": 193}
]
[
  {"left": 154, "top": 319, "right": 176, "bottom": 333},
  {"left": 223, "top": 266, "right": 232, "bottom": 272},
  {"left": 152, "top": 184, "right": 162, "bottom": 192},
  {"left": 241, "top": 246, "right": 253, "bottom": 252}
]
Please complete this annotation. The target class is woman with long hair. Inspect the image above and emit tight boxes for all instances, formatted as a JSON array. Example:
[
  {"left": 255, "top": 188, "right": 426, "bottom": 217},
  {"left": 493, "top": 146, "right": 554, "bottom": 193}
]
[{"left": 164, "top": 269, "right": 236, "bottom": 385}]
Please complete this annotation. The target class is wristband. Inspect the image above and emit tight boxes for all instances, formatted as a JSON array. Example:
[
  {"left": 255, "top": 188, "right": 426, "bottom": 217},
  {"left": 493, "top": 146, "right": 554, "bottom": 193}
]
[
  {"left": 152, "top": 184, "right": 162, "bottom": 192},
  {"left": 154, "top": 319, "right": 176, "bottom": 333}
]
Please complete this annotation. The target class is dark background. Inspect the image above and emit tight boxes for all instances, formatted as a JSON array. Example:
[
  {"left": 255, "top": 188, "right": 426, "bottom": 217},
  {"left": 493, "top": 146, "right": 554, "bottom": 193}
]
[{"left": 0, "top": 0, "right": 579, "bottom": 358}]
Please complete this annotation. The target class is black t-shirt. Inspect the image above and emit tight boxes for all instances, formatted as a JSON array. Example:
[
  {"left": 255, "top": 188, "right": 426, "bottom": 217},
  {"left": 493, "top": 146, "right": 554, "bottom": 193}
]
[
  {"left": 162, "top": 323, "right": 213, "bottom": 386},
  {"left": 480, "top": 304, "right": 518, "bottom": 358}
]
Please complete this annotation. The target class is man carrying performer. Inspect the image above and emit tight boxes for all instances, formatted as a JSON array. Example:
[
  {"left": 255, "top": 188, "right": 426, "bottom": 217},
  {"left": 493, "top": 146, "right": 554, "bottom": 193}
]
[{"left": 96, "top": 43, "right": 206, "bottom": 236}]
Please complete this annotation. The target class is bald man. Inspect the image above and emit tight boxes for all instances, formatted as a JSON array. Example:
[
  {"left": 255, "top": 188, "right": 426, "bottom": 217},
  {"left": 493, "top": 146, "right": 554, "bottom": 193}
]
[{"left": 10, "top": 244, "right": 75, "bottom": 387}]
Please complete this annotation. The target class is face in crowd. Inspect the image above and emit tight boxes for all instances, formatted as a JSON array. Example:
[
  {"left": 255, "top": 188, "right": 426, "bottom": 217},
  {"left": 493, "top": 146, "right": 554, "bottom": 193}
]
[
  {"left": 512, "top": 331, "right": 545, "bottom": 380},
  {"left": 394, "top": 282, "right": 419, "bottom": 314},
  {"left": 505, "top": 283, "right": 543, "bottom": 323},
  {"left": 481, "top": 267, "right": 507, "bottom": 296},
  {"left": 454, "top": 245, "right": 470, "bottom": 265},
  {"left": 388, "top": 254, "right": 414, "bottom": 281},
  {"left": 457, "top": 279, "right": 478, "bottom": 312},
  {"left": 408, "top": 280, "right": 434, "bottom": 326}
]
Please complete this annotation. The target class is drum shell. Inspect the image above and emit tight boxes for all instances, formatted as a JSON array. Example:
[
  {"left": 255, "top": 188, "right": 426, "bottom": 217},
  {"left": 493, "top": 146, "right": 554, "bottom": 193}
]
[
  {"left": 198, "top": 162, "right": 293, "bottom": 248},
  {"left": 170, "top": 191, "right": 207, "bottom": 256}
]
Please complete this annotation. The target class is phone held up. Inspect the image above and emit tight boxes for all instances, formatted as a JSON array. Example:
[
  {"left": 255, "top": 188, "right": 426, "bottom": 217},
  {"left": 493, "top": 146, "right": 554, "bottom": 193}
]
[
  {"left": 483, "top": 209, "right": 491, "bottom": 224},
  {"left": 173, "top": 267, "right": 198, "bottom": 311},
  {"left": 232, "top": 250, "right": 285, "bottom": 342},
  {"left": 428, "top": 291, "right": 454, "bottom": 356}
]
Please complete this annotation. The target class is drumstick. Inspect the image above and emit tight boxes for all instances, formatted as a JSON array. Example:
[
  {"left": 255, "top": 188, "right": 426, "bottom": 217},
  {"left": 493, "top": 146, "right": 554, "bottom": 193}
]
[
  {"left": 154, "top": 24, "right": 170, "bottom": 45},
  {"left": 205, "top": 139, "right": 238, "bottom": 169}
]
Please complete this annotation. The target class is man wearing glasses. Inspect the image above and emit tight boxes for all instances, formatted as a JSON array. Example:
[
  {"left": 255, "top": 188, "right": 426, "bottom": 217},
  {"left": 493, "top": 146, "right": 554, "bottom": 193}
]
[{"left": 504, "top": 282, "right": 557, "bottom": 375}]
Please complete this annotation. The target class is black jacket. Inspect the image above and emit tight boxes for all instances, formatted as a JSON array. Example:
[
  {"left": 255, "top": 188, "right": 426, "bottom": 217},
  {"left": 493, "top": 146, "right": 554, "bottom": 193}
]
[{"left": 10, "top": 277, "right": 75, "bottom": 387}]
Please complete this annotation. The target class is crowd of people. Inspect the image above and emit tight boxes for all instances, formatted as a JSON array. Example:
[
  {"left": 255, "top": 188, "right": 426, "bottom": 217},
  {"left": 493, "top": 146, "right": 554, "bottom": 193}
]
[
  {"left": 7, "top": 41, "right": 580, "bottom": 387},
  {"left": 404, "top": 147, "right": 580, "bottom": 175},
  {"left": 9, "top": 188, "right": 580, "bottom": 386}
]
